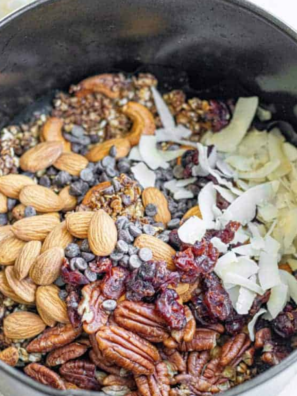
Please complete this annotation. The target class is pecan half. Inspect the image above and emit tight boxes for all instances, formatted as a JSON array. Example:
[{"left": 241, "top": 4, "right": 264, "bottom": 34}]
[
  {"left": 78, "top": 281, "right": 109, "bottom": 334},
  {"left": 220, "top": 333, "right": 250, "bottom": 367},
  {"left": 0, "top": 346, "right": 19, "bottom": 367},
  {"left": 171, "top": 306, "right": 196, "bottom": 343},
  {"left": 114, "top": 301, "right": 169, "bottom": 343},
  {"left": 103, "top": 374, "right": 136, "bottom": 389},
  {"left": 162, "top": 348, "right": 186, "bottom": 373},
  {"left": 27, "top": 324, "right": 81, "bottom": 353},
  {"left": 24, "top": 363, "right": 66, "bottom": 390},
  {"left": 46, "top": 342, "right": 88, "bottom": 366},
  {"left": 255, "top": 328, "right": 272, "bottom": 350},
  {"left": 203, "top": 357, "right": 222, "bottom": 383},
  {"left": 178, "top": 329, "right": 218, "bottom": 352},
  {"left": 173, "top": 373, "right": 219, "bottom": 394},
  {"left": 97, "top": 325, "right": 160, "bottom": 375},
  {"left": 187, "top": 351, "right": 210, "bottom": 377},
  {"left": 59, "top": 360, "right": 100, "bottom": 390},
  {"left": 135, "top": 362, "right": 170, "bottom": 396}
]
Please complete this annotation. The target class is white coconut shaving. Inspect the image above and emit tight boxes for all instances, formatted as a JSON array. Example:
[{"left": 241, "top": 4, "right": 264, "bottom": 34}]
[
  {"left": 131, "top": 162, "right": 156, "bottom": 188},
  {"left": 248, "top": 308, "right": 267, "bottom": 341},
  {"left": 258, "top": 236, "right": 281, "bottom": 290},
  {"left": 198, "top": 182, "right": 217, "bottom": 229},
  {"left": 178, "top": 216, "right": 206, "bottom": 244},
  {"left": 139, "top": 136, "right": 169, "bottom": 170}
]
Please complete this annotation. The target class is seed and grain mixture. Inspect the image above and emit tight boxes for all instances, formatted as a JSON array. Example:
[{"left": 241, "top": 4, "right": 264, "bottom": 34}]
[{"left": 0, "top": 73, "right": 297, "bottom": 395}]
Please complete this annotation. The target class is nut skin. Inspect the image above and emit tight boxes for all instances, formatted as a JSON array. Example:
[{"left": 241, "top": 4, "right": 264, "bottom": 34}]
[
  {"left": 96, "top": 325, "right": 160, "bottom": 375},
  {"left": 46, "top": 342, "right": 88, "bottom": 367},
  {"left": 41, "top": 221, "right": 73, "bottom": 253},
  {"left": 5, "top": 266, "right": 37, "bottom": 303},
  {"left": 0, "top": 346, "right": 19, "bottom": 367},
  {"left": 66, "top": 211, "right": 94, "bottom": 239},
  {"left": 19, "top": 185, "right": 64, "bottom": 213},
  {"left": 0, "top": 236, "right": 26, "bottom": 266},
  {"left": 0, "top": 272, "right": 31, "bottom": 305},
  {"left": 178, "top": 329, "right": 218, "bottom": 352},
  {"left": 24, "top": 363, "right": 66, "bottom": 390},
  {"left": 135, "top": 362, "right": 170, "bottom": 396},
  {"left": 36, "top": 285, "right": 70, "bottom": 327},
  {"left": 114, "top": 300, "right": 169, "bottom": 343},
  {"left": 27, "top": 324, "right": 82, "bottom": 353},
  {"left": 59, "top": 360, "right": 100, "bottom": 390}
]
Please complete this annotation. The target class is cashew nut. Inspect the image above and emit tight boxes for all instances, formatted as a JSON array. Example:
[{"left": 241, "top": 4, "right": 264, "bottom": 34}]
[
  {"left": 41, "top": 117, "right": 71, "bottom": 152},
  {"left": 75, "top": 74, "right": 122, "bottom": 99}
]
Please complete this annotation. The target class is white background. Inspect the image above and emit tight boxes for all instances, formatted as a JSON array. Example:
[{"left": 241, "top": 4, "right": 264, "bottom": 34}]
[{"left": 0, "top": 0, "right": 297, "bottom": 395}]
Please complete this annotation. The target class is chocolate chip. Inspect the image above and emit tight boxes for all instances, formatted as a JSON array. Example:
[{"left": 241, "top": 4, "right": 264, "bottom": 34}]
[
  {"left": 39, "top": 175, "right": 51, "bottom": 188},
  {"left": 116, "top": 216, "right": 129, "bottom": 230},
  {"left": 80, "top": 239, "right": 90, "bottom": 252},
  {"left": 110, "top": 251, "right": 124, "bottom": 261},
  {"left": 55, "top": 276, "right": 65, "bottom": 287},
  {"left": 145, "top": 204, "right": 158, "bottom": 217},
  {"left": 102, "top": 299, "right": 117, "bottom": 311},
  {"left": 59, "top": 289, "right": 68, "bottom": 301},
  {"left": 129, "top": 254, "right": 142, "bottom": 270},
  {"left": 80, "top": 168, "right": 94, "bottom": 183},
  {"left": 65, "top": 243, "right": 80, "bottom": 258},
  {"left": 143, "top": 224, "right": 156, "bottom": 236},
  {"left": 24, "top": 206, "right": 36, "bottom": 217},
  {"left": 128, "top": 245, "right": 138, "bottom": 256},
  {"left": 173, "top": 164, "right": 185, "bottom": 179},
  {"left": 167, "top": 218, "right": 181, "bottom": 229},
  {"left": 102, "top": 156, "right": 116, "bottom": 168},
  {"left": 129, "top": 224, "right": 142, "bottom": 237},
  {"left": 117, "top": 161, "right": 130, "bottom": 173},
  {"left": 103, "top": 186, "right": 115, "bottom": 195},
  {"left": 138, "top": 247, "right": 153, "bottom": 262},
  {"left": 157, "top": 233, "right": 170, "bottom": 243},
  {"left": 71, "top": 125, "right": 85, "bottom": 138},
  {"left": 94, "top": 162, "right": 104, "bottom": 174},
  {"left": 0, "top": 214, "right": 8, "bottom": 226},
  {"left": 122, "top": 194, "right": 131, "bottom": 206},
  {"left": 116, "top": 240, "right": 129, "bottom": 253},
  {"left": 7, "top": 199, "right": 17, "bottom": 211},
  {"left": 69, "top": 180, "right": 89, "bottom": 196},
  {"left": 119, "top": 255, "right": 129, "bottom": 268},
  {"left": 55, "top": 171, "right": 72, "bottom": 187},
  {"left": 118, "top": 229, "right": 134, "bottom": 243},
  {"left": 84, "top": 268, "right": 97, "bottom": 282},
  {"left": 112, "top": 179, "right": 122, "bottom": 193},
  {"left": 90, "top": 134, "right": 100, "bottom": 144},
  {"left": 109, "top": 146, "right": 117, "bottom": 158},
  {"left": 106, "top": 166, "right": 117, "bottom": 178},
  {"left": 70, "top": 257, "right": 88, "bottom": 271},
  {"left": 81, "top": 252, "right": 95, "bottom": 262}
]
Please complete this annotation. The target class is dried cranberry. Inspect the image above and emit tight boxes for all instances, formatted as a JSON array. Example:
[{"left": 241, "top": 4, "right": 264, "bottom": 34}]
[
  {"left": 271, "top": 310, "right": 297, "bottom": 338},
  {"left": 190, "top": 296, "right": 218, "bottom": 326},
  {"left": 202, "top": 273, "right": 233, "bottom": 321},
  {"left": 100, "top": 267, "right": 128, "bottom": 300},
  {"left": 205, "top": 221, "right": 240, "bottom": 244},
  {"left": 216, "top": 192, "right": 230, "bottom": 210},
  {"left": 61, "top": 259, "right": 89, "bottom": 286},
  {"left": 169, "top": 229, "right": 182, "bottom": 250},
  {"left": 181, "top": 150, "right": 198, "bottom": 168},
  {"left": 205, "top": 100, "right": 231, "bottom": 132},
  {"left": 225, "top": 314, "right": 246, "bottom": 335},
  {"left": 156, "top": 288, "right": 186, "bottom": 330},
  {"left": 126, "top": 272, "right": 155, "bottom": 301},
  {"left": 66, "top": 290, "right": 81, "bottom": 328},
  {"left": 89, "top": 257, "right": 112, "bottom": 275},
  {"left": 250, "top": 291, "right": 271, "bottom": 316}
]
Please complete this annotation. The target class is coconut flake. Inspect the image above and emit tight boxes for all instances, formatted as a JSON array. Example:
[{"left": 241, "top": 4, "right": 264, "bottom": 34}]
[
  {"left": 159, "top": 149, "right": 187, "bottom": 162},
  {"left": 164, "top": 179, "right": 179, "bottom": 194},
  {"left": 219, "top": 256, "right": 259, "bottom": 281},
  {"left": 139, "top": 135, "right": 169, "bottom": 170},
  {"left": 283, "top": 142, "right": 297, "bottom": 162},
  {"left": 236, "top": 286, "right": 256, "bottom": 315},
  {"left": 129, "top": 146, "right": 142, "bottom": 161},
  {"left": 232, "top": 244, "right": 259, "bottom": 257},
  {"left": 248, "top": 308, "right": 267, "bottom": 341},
  {"left": 174, "top": 189, "right": 194, "bottom": 200},
  {"left": 178, "top": 216, "right": 206, "bottom": 244},
  {"left": 279, "top": 270, "right": 297, "bottom": 305},
  {"left": 223, "top": 273, "right": 264, "bottom": 295},
  {"left": 257, "top": 203, "right": 278, "bottom": 222},
  {"left": 221, "top": 181, "right": 279, "bottom": 225},
  {"left": 268, "top": 129, "right": 292, "bottom": 179},
  {"left": 225, "top": 155, "right": 255, "bottom": 171},
  {"left": 216, "top": 158, "right": 237, "bottom": 178},
  {"left": 151, "top": 86, "right": 175, "bottom": 129},
  {"left": 131, "top": 162, "right": 156, "bottom": 188},
  {"left": 207, "top": 97, "right": 259, "bottom": 152},
  {"left": 267, "top": 283, "right": 289, "bottom": 319},
  {"left": 227, "top": 286, "right": 240, "bottom": 308},
  {"left": 258, "top": 236, "right": 281, "bottom": 290},
  {"left": 198, "top": 182, "right": 217, "bottom": 229},
  {"left": 211, "top": 237, "right": 228, "bottom": 253},
  {"left": 238, "top": 160, "right": 280, "bottom": 180},
  {"left": 232, "top": 228, "right": 250, "bottom": 245},
  {"left": 213, "top": 185, "right": 236, "bottom": 203},
  {"left": 176, "top": 178, "right": 197, "bottom": 187}
]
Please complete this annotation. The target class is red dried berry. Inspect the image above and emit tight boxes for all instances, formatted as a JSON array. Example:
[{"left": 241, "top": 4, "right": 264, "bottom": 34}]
[
  {"left": 61, "top": 259, "right": 89, "bottom": 286},
  {"left": 100, "top": 267, "right": 128, "bottom": 300},
  {"left": 205, "top": 100, "right": 231, "bottom": 132},
  {"left": 205, "top": 221, "right": 240, "bottom": 244},
  {"left": 89, "top": 257, "right": 112, "bottom": 275},
  {"left": 156, "top": 288, "right": 186, "bottom": 331},
  {"left": 66, "top": 290, "right": 81, "bottom": 328}
]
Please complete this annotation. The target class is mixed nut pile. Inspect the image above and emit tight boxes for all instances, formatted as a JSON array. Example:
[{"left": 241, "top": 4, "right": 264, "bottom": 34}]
[{"left": 0, "top": 73, "right": 297, "bottom": 396}]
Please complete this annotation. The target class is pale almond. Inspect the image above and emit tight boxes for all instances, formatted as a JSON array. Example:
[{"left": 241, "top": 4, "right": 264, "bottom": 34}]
[
  {"left": 142, "top": 187, "right": 171, "bottom": 225},
  {"left": 86, "top": 138, "right": 131, "bottom": 162},
  {"left": 12, "top": 214, "right": 60, "bottom": 241},
  {"left": 20, "top": 185, "right": 63, "bottom": 213},
  {"left": 36, "top": 285, "right": 69, "bottom": 327},
  {"left": 20, "top": 141, "right": 63, "bottom": 173},
  {"left": 59, "top": 186, "right": 77, "bottom": 212},
  {"left": 134, "top": 234, "right": 176, "bottom": 270},
  {"left": 0, "top": 174, "right": 35, "bottom": 199},
  {"left": 0, "top": 225, "right": 13, "bottom": 243},
  {"left": 5, "top": 266, "right": 36, "bottom": 303},
  {"left": 41, "top": 117, "right": 71, "bottom": 152},
  {"left": 41, "top": 221, "right": 73, "bottom": 252},
  {"left": 88, "top": 209, "right": 117, "bottom": 256},
  {"left": 0, "top": 272, "right": 31, "bottom": 305},
  {"left": 0, "top": 236, "right": 26, "bottom": 265},
  {"left": 181, "top": 205, "right": 202, "bottom": 223},
  {"left": 30, "top": 247, "right": 64, "bottom": 285},
  {"left": 0, "top": 346, "right": 19, "bottom": 367},
  {"left": 54, "top": 152, "right": 88, "bottom": 176},
  {"left": 4, "top": 312, "right": 46, "bottom": 340},
  {"left": 66, "top": 211, "right": 94, "bottom": 238},
  {"left": 12, "top": 204, "right": 26, "bottom": 220},
  {"left": 14, "top": 241, "right": 42, "bottom": 280},
  {"left": 0, "top": 192, "right": 7, "bottom": 214}
]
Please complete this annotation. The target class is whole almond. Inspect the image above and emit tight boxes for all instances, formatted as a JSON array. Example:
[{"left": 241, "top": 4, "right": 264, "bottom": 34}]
[
  {"left": 20, "top": 141, "right": 63, "bottom": 172},
  {"left": 36, "top": 285, "right": 69, "bottom": 327},
  {"left": 0, "top": 236, "right": 26, "bottom": 265},
  {"left": 20, "top": 185, "right": 63, "bottom": 213},
  {"left": 59, "top": 186, "right": 77, "bottom": 212},
  {"left": 0, "top": 174, "right": 35, "bottom": 199},
  {"left": 12, "top": 204, "right": 26, "bottom": 220},
  {"left": 0, "top": 346, "right": 19, "bottom": 367},
  {"left": 5, "top": 266, "right": 37, "bottom": 303},
  {"left": 12, "top": 214, "right": 60, "bottom": 241},
  {"left": 30, "top": 247, "right": 64, "bottom": 285},
  {"left": 134, "top": 234, "right": 176, "bottom": 270},
  {"left": 41, "top": 117, "right": 71, "bottom": 152},
  {"left": 42, "top": 221, "right": 73, "bottom": 252},
  {"left": 88, "top": 210, "right": 117, "bottom": 256},
  {"left": 0, "top": 192, "right": 8, "bottom": 214},
  {"left": 4, "top": 312, "right": 46, "bottom": 340},
  {"left": 66, "top": 211, "right": 94, "bottom": 238},
  {"left": 0, "top": 272, "right": 31, "bottom": 304},
  {"left": 54, "top": 152, "right": 88, "bottom": 176},
  {"left": 0, "top": 225, "right": 13, "bottom": 243},
  {"left": 86, "top": 138, "right": 131, "bottom": 162},
  {"left": 181, "top": 205, "right": 202, "bottom": 223},
  {"left": 142, "top": 187, "right": 171, "bottom": 225},
  {"left": 14, "top": 241, "right": 42, "bottom": 280}
]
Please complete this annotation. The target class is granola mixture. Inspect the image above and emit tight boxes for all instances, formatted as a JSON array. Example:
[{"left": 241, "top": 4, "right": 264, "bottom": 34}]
[{"left": 0, "top": 73, "right": 297, "bottom": 395}]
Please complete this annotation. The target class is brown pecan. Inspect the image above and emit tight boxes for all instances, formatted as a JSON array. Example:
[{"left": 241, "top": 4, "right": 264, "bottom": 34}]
[
  {"left": 242, "top": 346, "right": 255, "bottom": 366},
  {"left": 178, "top": 329, "right": 218, "bottom": 352},
  {"left": 114, "top": 301, "right": 169, "bottom": 343},
  {"left": 97, "top": 325, "right": 160, "bottom": 375},
  {"left": 24, "top": 363, "right": 66, "bottom": 390},
  {"left": 171, "top": 306, "right": 196, "bottom": 343},
  {"left": 187, "top": 351, "right": 210, "bottom": 377},
  {"left": 46, "top": 342, "right": 88, "bottom": 366},
  {"left": 255, "top": 328, "right": 272, "bottom": 350},
  {"left": 78, "top": 281, "right": 109, "bottom": 334},
  {"left": 59, "top": 360, "right": 100, "bottom": 390},
  {"left": 0, "top": 346, "right": 19, "bottom": 367},
  {"left": 64, "top": 382, "right": 79, "bottom": 389},
  {"left": 103, "top": 374, "right": 136, "bottom": 389},
  {"left": 163, "top": 337, "right": 178, "bottom": 349},
  {"left": 135, "top": 362, "right": 170, "bottom": 396},
  {"left": 174, "top": 373, "right": 219, "bottom": 394},
  {"left": 162, "top": 348, "right": 186, "bottom": 373},
  {"left": 27, "top": 324, "right": 81, "bottom": 353},
  {"left": 220, "top": 333, "right": 250, "bottom": 367},
  {"left": 203, "top": 357, "right": 222, "bottom": 383},
  {"left": 261, "top": 341, "right": 291, "bottom": 366}
]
